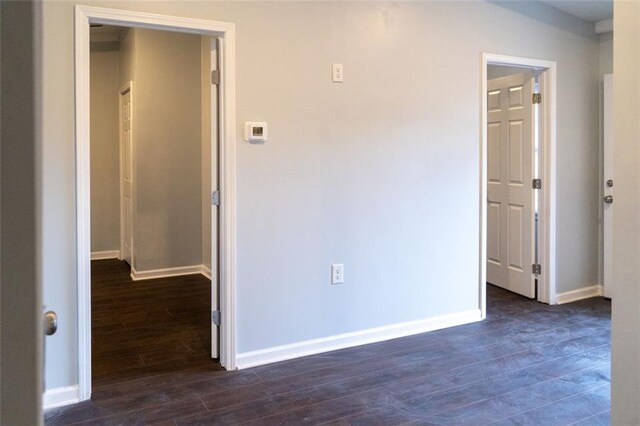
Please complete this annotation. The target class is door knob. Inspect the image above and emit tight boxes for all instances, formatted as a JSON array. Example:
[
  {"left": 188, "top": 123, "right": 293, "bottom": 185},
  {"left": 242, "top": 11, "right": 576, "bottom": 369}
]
[
  {"left": 604, "top": 195, "right": 613, "bottom": 204},
  {"left": 44, "top": 311, "right": 57, "bottom": 336}
]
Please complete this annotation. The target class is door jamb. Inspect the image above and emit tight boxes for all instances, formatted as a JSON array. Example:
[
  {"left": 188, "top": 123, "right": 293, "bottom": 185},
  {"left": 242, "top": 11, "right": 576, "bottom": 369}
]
[
  {"left": 75, "top": 5, "right": 237, "bottom": 402},
  {"left": 480, "top": 53, "right": 557, "bottom": 318}
]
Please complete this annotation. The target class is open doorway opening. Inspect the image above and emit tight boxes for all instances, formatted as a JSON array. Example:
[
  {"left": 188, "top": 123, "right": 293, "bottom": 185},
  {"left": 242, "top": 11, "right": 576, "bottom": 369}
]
[
  {"left": 89, "top": 24, "right": 219, "bottom": 388},
  {"left": 485, "top": 65, "right": 539, "bottom": 299},
  {"left": 480, "top": 58, "right": 611, "bottom": 418},
  {"left": 74, "top": 6, "right": 237, "bottom": 402},
  {"left": 480, "top": 54, "right": 557, "bottom": 316}
]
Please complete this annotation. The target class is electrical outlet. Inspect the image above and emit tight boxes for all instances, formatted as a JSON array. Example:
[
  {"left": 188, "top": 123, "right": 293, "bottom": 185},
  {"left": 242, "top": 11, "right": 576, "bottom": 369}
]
[{"left": 331, "top": 264, "right": 344, "bottom": 284}]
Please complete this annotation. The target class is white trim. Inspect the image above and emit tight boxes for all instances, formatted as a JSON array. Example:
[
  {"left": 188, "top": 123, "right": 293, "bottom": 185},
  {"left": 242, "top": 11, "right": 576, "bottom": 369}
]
[
  {"left": 202, "top": 266, "right": 212, "bottom": 280},
  {"left": 130, "top": 264, "right": 210, "bottom": 281},
  {"left": 218, "top": 22, "right": 237, "bottom": 374},
  {"left": 479, "top": 57, "right": 488, "bottom": 319},
  {"left": 43, "top": 385, "right": 80, "bottom": 410},
  {"left": 90, "top": 250, "right": 120, "bottom": 260},
  {"left": 236, "top": 309, "right": 482, "bottom": 369},
  {"left": 480, "top": 53, "right": 557, "bottom": 316},
  {"left": 74, "top": 5, "right": 237, "bottom": 403},
  {"left": 556, "top": 285, "right": 604, "bottom": 305},
  {"left": 539, "top": 63, "right": 558, "bottom": 305},
  {"left": 75, "top": 6, "right": 92, "bottom": 404}
]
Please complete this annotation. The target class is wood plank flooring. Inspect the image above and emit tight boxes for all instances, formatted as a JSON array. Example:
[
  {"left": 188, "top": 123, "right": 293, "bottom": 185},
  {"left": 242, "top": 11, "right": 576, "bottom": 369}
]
[
  {"left": 89, "top": 260, "right": 218, "bottom": 387},
  {"left": 46, "top": 264, "right": 611, "bottom": 425}
]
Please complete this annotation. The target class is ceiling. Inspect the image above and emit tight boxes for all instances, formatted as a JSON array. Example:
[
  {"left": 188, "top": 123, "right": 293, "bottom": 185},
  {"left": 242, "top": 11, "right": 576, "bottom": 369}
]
[{"left": 538, "top": 0, "right": 613, "bottom": 22}]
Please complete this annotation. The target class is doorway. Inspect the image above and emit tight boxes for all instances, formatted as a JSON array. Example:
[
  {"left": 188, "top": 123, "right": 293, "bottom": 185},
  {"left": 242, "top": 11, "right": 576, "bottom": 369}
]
[
  {"left": 90, "top": 24, "right": 216, "bottom": 387},
  {"left": 486, "top": 68, "right": 537, "bottom": 298},
  {"left": 480, "top": 54, "right": 557, "bottom": 316},
  {"left": 75, "top": 6, "right": 237, "bottom": 402}
]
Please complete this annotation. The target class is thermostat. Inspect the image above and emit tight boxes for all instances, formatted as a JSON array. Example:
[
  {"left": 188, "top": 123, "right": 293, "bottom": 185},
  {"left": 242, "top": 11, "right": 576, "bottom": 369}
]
[{"left": 244, "top": 122, "right": 267, "bottom": 143}]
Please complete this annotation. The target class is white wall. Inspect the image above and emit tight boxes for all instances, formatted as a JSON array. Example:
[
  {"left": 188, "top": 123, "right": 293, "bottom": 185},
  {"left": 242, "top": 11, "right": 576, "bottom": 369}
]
[
  {"left": 599, "top": 32, "right": 613, "bottom": 77},
  {"left": 118, "top": 28, "right": 135, "bottom": 87},
  {"left": 131, "top": 28, "right": 203, "bottom": 272},
  {"left": 611, "top": 1, "right": 640, "bottom": 422},
  {"left": 90, "top": 42, "right": 120, "bottom": 253},
  {"left": 90, "top": 28, "right": 204, "bottom": 266},
  {"left": 597, "top": 31, "right": 612, "bottom": 289},
  {"left": 41, "top": 1, "right": 601, "bottom": 390},
  {"left": 117, "top": 27, "right": 204, "bottom": 272},
  {"left": 487, "top": 65, "right": 533, "bottom": 80}
]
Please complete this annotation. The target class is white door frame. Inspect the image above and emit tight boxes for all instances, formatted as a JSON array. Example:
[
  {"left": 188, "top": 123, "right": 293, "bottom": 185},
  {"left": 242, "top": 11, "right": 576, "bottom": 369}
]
[
  {"left": 480, "top": 53, "right": 557, "bottom": 317},
  {"left": 75, "top": 5, "right": 237, "bottom": 402}
]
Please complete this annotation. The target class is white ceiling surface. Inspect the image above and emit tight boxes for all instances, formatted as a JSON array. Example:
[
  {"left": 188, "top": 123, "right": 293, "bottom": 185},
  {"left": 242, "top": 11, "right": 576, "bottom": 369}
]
[{"left": 538, "top": 0, "right": 613, "bottom": 22}]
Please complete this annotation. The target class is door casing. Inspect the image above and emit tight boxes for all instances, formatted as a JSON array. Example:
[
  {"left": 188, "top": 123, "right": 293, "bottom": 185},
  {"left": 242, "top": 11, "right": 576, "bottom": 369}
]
[
  {"left": 74, "top": 5, "right": 237, "bottom": 402},
  {"left": 480, "top": 53, "right": 557, "bottom": 316}
]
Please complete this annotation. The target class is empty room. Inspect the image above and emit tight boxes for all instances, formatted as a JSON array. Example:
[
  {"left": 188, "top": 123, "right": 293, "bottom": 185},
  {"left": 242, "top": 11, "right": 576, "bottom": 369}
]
[{"left": 3, "top": 0, "right": 640, "bottom": 425}]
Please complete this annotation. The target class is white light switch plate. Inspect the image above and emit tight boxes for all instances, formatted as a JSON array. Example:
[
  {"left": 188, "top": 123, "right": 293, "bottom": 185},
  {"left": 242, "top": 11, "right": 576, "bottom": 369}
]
[
  {"left": 331, "top": 264, "right": 344, "bottom": 284},
  {"left": 332, "top": 63, "right": 344, "bottom": 83}
]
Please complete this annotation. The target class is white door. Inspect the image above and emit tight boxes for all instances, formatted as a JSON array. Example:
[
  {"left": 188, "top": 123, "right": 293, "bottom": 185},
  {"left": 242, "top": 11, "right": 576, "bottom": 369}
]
[
  {"left": 487, "top": 73, "right": 536, "bottom": 298},
  {"left": 119, "top": 84, "right": 133, "bottom": 266},
  {"left": 603, "top": 74, "right": 613, "bottom": 299}
]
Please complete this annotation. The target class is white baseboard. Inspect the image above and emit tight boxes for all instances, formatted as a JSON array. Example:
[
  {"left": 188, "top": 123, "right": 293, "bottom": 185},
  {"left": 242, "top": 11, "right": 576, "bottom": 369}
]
[
  {"left": 201, "top": 266, "right": 212, "bottom": 280},
  {"left": 91, "top": 250, "right": 120, "bottom": 260},
  {"left": 556, "top": 285, "right": 604, "bottom": 305},
  {"left": 236, "top": 308, "right": 482, "bottom": 369},
  {"left": 43, "top": 385, "right": 80, "bottom": 410},
  {"left": 130, "top": 264, "right": 210, "bottom": 281}
]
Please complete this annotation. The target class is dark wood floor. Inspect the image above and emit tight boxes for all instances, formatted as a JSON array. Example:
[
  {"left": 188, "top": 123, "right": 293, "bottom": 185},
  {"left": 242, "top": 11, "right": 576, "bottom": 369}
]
[
  {"left": 89, "top": 260, "right": 218, "bottom": 387},
  {"left": 46, "top": 266, "right": 611, "bottom": 425}
]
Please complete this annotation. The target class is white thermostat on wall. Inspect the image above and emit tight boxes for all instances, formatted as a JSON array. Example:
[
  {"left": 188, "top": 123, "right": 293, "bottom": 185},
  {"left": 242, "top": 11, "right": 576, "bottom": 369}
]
[{"left": 244, "top": 122, "right": 268, "bottom": 144}]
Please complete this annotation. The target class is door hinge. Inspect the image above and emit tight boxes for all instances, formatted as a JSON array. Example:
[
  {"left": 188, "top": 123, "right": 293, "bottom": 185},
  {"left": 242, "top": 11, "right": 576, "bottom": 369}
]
[
  {"left": 211, "top": 70, "right": 220, "bottom": 85},
  {"left": 532, "top": 178, "right": 542, "bottom": 189},
  {"left": 532, "top": 264, "right": 541, "bottom": 275},
  {"left": 212, "top": 190, "right": 220, "bottom": 206},
  {"left": 532, "top": 93, "right": 542, "bottom": 104},
  {"left": 212, "top": 310, "right": 221, "bottom": 326}
]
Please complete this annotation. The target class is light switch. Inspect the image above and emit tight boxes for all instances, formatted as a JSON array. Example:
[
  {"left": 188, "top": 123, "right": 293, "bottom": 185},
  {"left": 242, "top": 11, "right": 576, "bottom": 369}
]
[
  {"left": 331, "top": 264, "right": 344, "bottom": 284},
  {"left": 332, "top": 63, "right": 344, "bottom": 83}
]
